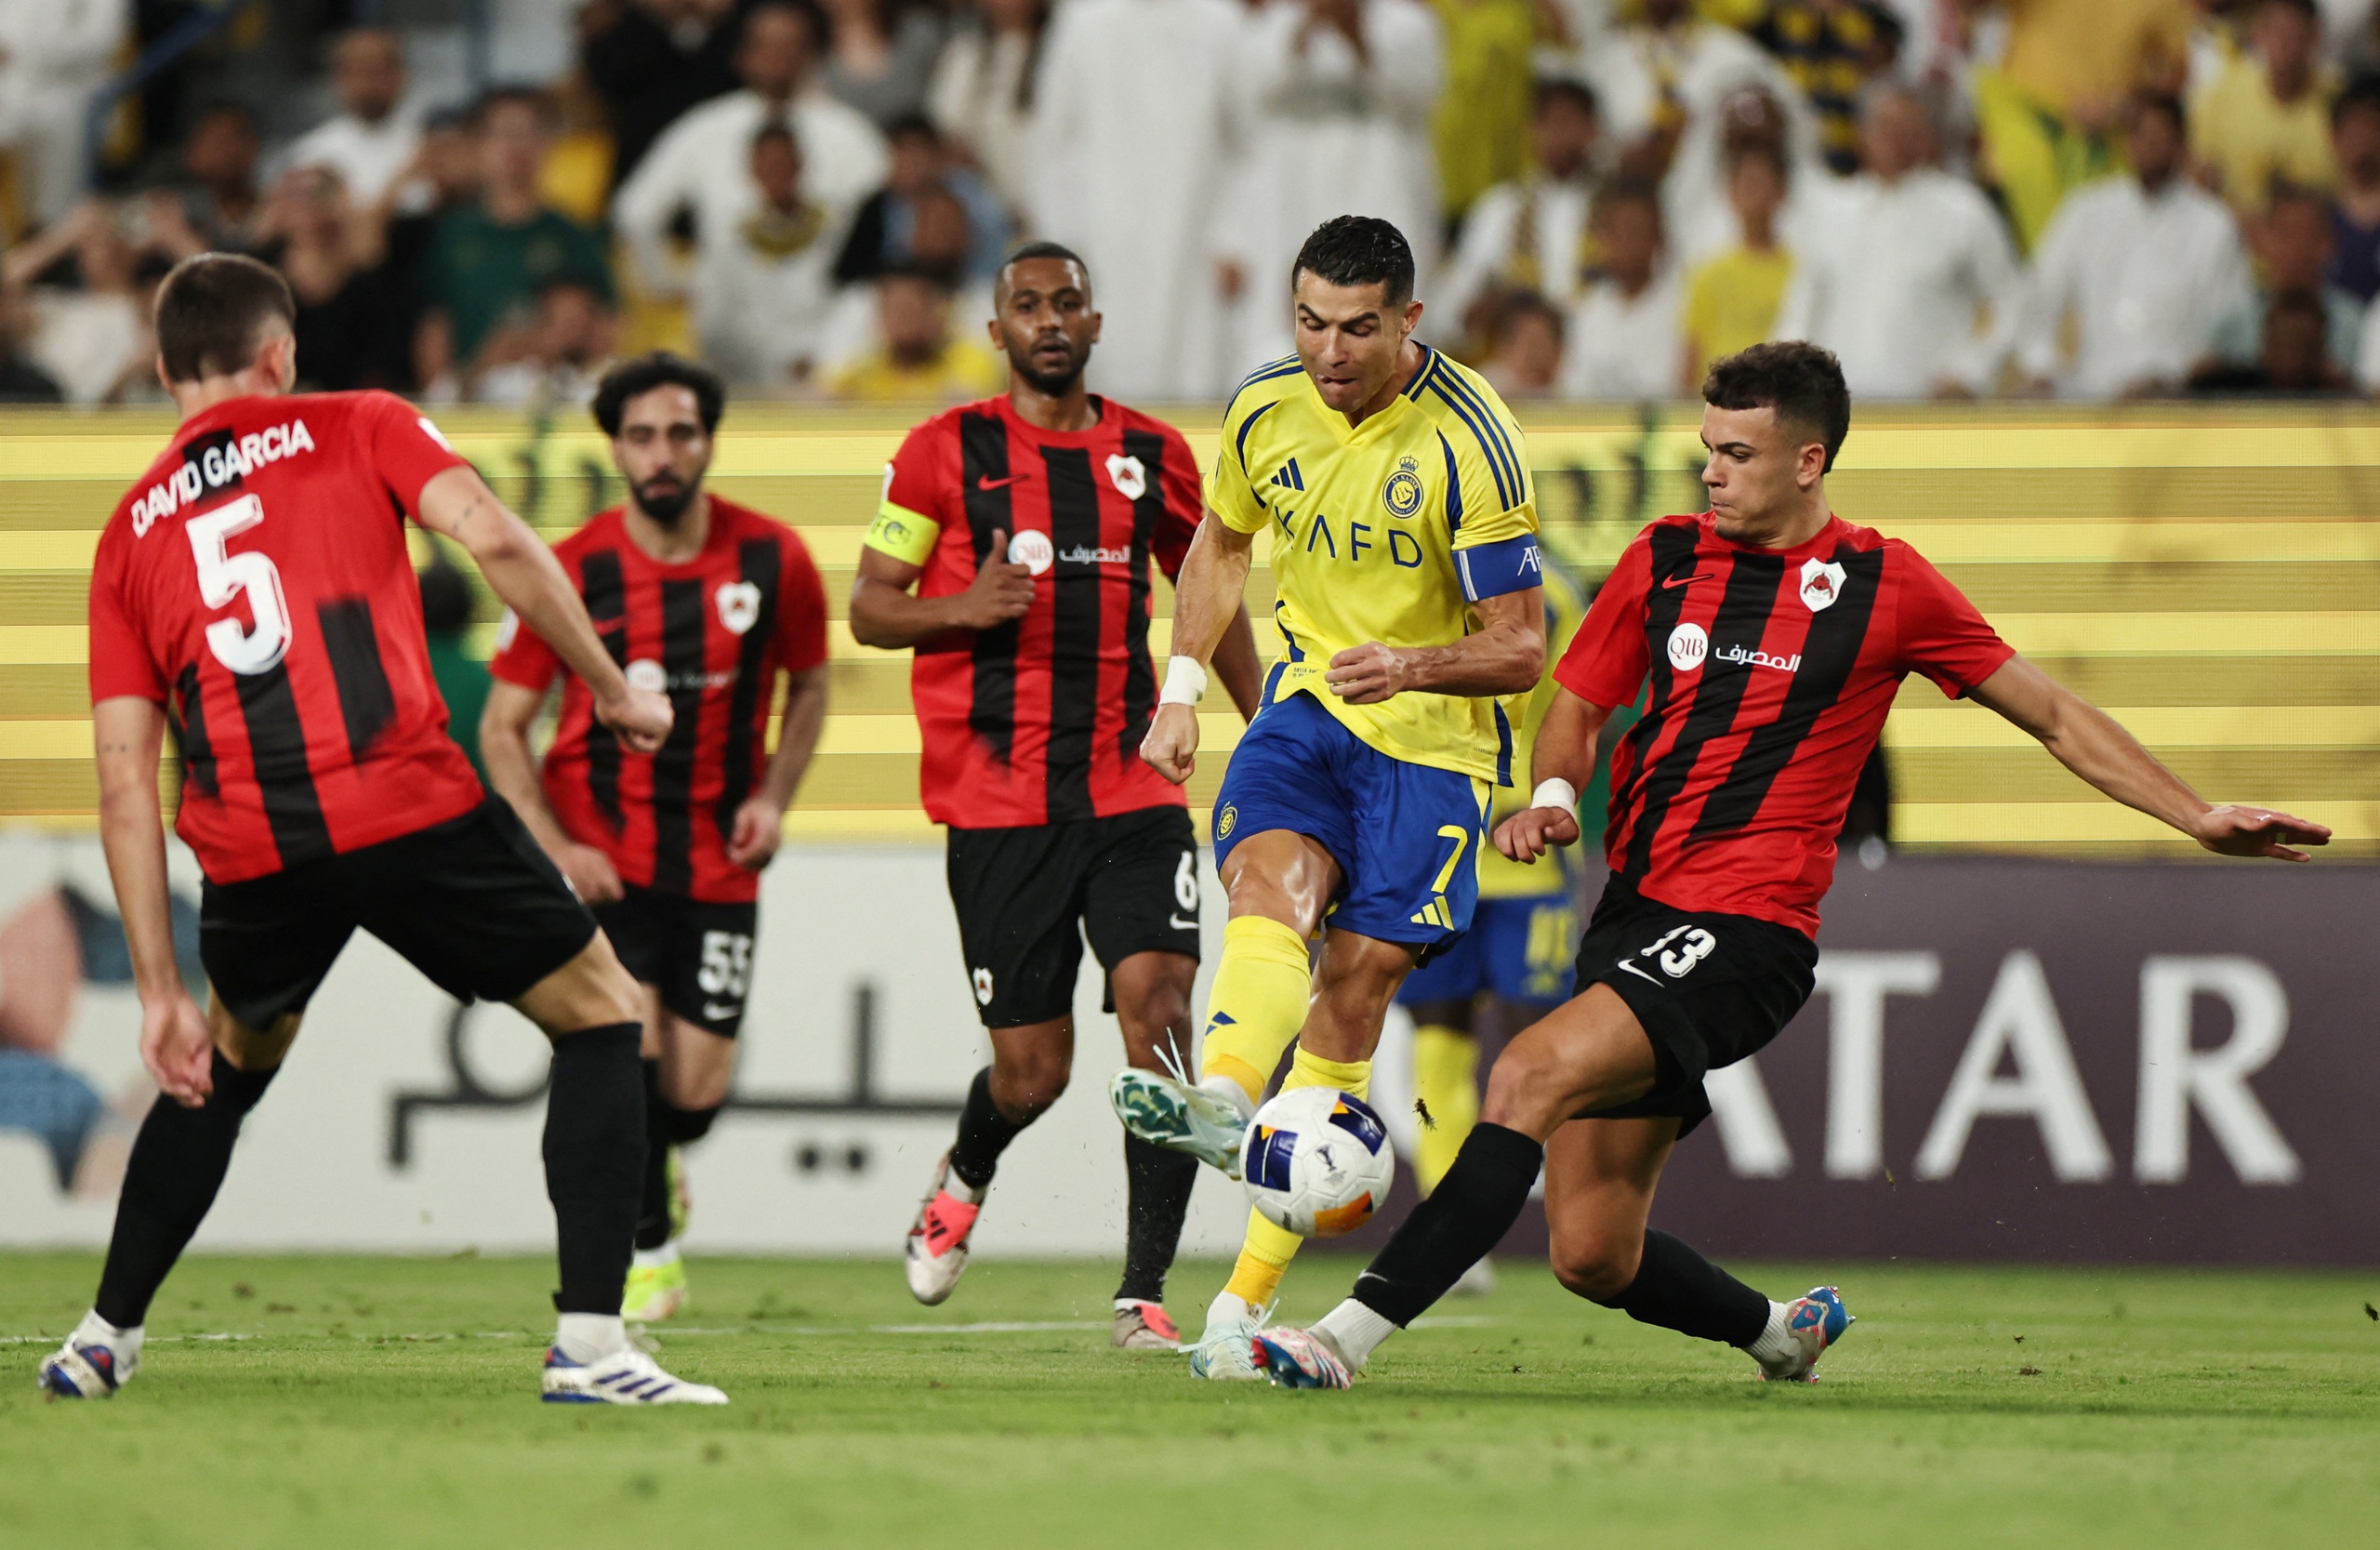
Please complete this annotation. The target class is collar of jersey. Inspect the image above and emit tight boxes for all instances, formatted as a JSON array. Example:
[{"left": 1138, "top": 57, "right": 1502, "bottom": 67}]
[
  {"left": 992, "top": 391, "right": 1110, "bottom": 444},
  {"left": 1697, "top": 510, "right": 1852, "bottom": 558}
]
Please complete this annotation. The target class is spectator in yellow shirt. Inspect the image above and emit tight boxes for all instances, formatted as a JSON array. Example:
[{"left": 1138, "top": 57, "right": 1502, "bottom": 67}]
[
  {"left": 832, "top": 269, "right": 1006, "bottom": 402},
  {"left": 1680, "top": 139, "right": 1793, "bottom": 387},
  {"left": 1431, "top": 0, "right": 1541, "bottom": 221},
  {"left": 2190, "top": 0, "right": 2338, "bottom": 213}
]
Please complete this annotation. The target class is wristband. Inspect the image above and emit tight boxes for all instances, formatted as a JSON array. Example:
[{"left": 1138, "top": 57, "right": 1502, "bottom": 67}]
[
  {"left": 1160, "top": 655, "right": 1208, "bottom": 707},
  {"left": 1529, "top": 777, "right": 1578, "bottom": 814}
]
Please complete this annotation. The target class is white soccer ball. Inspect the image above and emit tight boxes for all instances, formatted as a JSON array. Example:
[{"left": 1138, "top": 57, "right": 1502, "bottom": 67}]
[{"left": 1239, "top": 1086, "right": 1396, "bottom": 1239}]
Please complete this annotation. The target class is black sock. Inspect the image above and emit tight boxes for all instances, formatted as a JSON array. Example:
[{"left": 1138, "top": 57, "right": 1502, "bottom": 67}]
[
  {"left": 946, "top": 1066, "right": 1024, "bottom": 1191},
  {"left": 1353, "top": 1122, "right": 1542, "bottom": 1328},
  {"left": 633, "top": 1062, "right": 723, "bottom": 1252},
  {"left": 94, "top": 1052, "right": 277, "bottom": 1329},
  {"left": 543, "top": 1023, "right": 645, "bottom": 1316},
  {"left": 1116, "top": 1134, "right": 1198, "bottom": 1304},
  {"left": 1597, "top": 1228, "right": 1769, "bottom": 1346}
]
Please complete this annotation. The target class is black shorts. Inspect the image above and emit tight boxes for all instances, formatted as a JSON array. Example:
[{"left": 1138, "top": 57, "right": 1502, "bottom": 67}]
[
  {"left": 200, "top": 798, "right": 599, "bottom": 1031},
  {"left": 593, "top": 884, "right": 760, "bottom": 1038},
  {"left": 945, "top": 806, "right": 1202, "bottom": 1028},
  {"left": 1570, "top": 874, "right": 1818, "bottom": 1139}
]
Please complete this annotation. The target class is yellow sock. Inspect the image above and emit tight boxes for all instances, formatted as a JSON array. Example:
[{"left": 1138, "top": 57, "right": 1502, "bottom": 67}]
[
  {"left": 1197, "top": 916, "right": 1313, "bottom": 1106},
  {"left": 1410, "top": 1024, "right": 1480, "bottom": 1197},
  {"left": 1221, "top": 1046, "right": 1374, "bottom": 1306}
]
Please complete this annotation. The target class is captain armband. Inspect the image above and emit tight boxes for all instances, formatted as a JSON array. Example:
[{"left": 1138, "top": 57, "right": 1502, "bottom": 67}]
[
  {"left": 1454, "top": 535, "right": 1546, "bottom": 602},
  {"left": 863, "top": 500, "right": 942, "bottom": 566}
]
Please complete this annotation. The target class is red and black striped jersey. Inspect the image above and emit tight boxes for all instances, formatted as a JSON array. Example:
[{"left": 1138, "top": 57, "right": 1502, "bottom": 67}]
[
  {"left": 1559, "top": 512, "right": 2014, "bottom": 935},
  {"left": 88, "top": 391, "right": 484, "bottom": 883},
  {"left": 867, "top": 395, "right": 1202, "bottom": 829},
  {"left": 488, "top": 498, "right": 827, "bottom": 904}
]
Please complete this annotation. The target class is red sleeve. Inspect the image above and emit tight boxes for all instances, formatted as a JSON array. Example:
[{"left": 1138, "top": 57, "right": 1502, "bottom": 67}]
[
  {"left": 776, "top": 531, "right": 829, "bottom": 674},
  {"left": 883, "top": 417, "right": 956, "bottom": 525},
  {"left": 87, "top": 523, "right": 166, "bottom": 705},
  {"left": 1892, "top": 543, "right": 2014, "bottom": 698},
  {"left": 1153, "top": 425, "right": 1204, "bottom": 581},
  {"left": 364, "top": 391, "right": 471, "bottom": 515},
  {"left": 1553, "top": 531, "right": 1655, "bottom": 709},
  {"left": 486, "top": 605, "right": 562, "bottom": 693}
]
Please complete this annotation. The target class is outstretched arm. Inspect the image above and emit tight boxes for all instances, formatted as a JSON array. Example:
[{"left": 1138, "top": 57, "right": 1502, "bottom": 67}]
[
  {"left": 1968, "top": 656, "right": 2330, "bottom": 860},
  {"left": 415, "top": 466, "right": 671, "bottom": 753},
  {"left": 1492, "top": 687, "right": 1612, "bottom": 863},
  {"left": 94, "top": 696, "right": 214, "bottom": 1106},
  {"left": 1141, "top": 517, "right": 1257, "bottom": 783}
]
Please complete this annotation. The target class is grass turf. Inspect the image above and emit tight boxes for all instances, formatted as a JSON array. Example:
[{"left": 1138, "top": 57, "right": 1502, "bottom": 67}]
[{"left": 3, "top": 1253, "right": 2375, "bottom": 1547}]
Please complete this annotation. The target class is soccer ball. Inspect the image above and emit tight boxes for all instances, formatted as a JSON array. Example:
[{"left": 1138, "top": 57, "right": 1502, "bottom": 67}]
[{"left": 1239, "top": 1087, "right": 1395, "bottom": 1238}]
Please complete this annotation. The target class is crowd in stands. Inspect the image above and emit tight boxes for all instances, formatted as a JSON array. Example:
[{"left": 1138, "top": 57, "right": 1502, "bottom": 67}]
[{"left": 10, "top": 0, "right": 2380, "bottom": 407}]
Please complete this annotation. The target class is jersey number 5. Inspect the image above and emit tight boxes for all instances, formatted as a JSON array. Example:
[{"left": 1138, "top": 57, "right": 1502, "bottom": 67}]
[{"left": 189, "top": 495, "right": 293, "bottom": 676}]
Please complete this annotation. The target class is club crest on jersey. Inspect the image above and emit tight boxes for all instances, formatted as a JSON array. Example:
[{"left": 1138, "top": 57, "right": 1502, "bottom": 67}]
[
  {"left": 1667, "top": 621, "right": 1709, "bottom": 673},
  {"left": 1800, "top": 558, "right": 1847, "bottom": 613},
  {"left": 1382, "top": 456, "right": 1424, "bottom": 519},
  {"left": 1008, "top": 529, "right": 1054, "bottom": 575},
  {"left": 1106, "top": 454, "right": 1146, "bottom": 501},
  {"left": 716, "top": 581, "right": 762, "bottom": 635}
]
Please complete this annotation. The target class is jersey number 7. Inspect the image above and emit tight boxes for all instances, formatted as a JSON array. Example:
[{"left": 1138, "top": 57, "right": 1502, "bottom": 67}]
[{"left": 189, "top": 495, "right": 293, "bottom": 675}]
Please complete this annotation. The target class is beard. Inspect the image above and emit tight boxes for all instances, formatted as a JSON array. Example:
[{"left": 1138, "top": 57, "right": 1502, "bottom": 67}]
[
  {"left": 1010, "top": 339, "right": 1088, "bottom": 398},
  {"left": 634, "top": 474, "right": 701, "bottom": 526}
]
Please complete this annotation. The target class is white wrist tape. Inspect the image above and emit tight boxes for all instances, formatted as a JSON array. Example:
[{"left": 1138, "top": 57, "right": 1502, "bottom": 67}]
[
  {"left": 1160, "top": 655, "right": 1209, "bottom": 707},
  {"left": 1529, "top": 777, "right": 1579, "bottom": 814}
]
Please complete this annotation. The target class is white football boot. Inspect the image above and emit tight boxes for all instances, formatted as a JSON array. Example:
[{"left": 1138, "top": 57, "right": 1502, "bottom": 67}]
[
  {"left": 540, "top": 1345, "right": 727, "bottom": 1404},
  {"left": 37, "top": 1331, "right": 138, "bottom": 1400},
  {"left": 904, "top": 1153, "right": 984, "bottom": 1305},
  {"left": 1108, "top": 1046, "right": 1252, "bottom": 1178}
]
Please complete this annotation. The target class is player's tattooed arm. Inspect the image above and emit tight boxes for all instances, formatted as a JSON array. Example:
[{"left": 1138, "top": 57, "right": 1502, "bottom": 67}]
[
  {"left": 1969, "top": 655, "right": 2332, "bottom": 862},
  {"left": 93, "top": 696, "right": 215, "bottom": 1106},
  {"left": 1141, "top": 517, "right": 1256, "bottom": 782},
  {"left": 415, "top": 467, "right": 671, "bottom": 753},
  {"left": 727, "top": 664, "right": 827, "bottom": 870},
  {"left": 1494, "top": 687, "right": 1610, "bottom": 863},
  {"left": 478, "top": 680, "right": 624, "bottom": 903},
  {"left": 847, "top": 534, "right": 1035, "bottom": 648},
  {"left": 1325, "top": 586, "right": 1546, "bottom": 704}
]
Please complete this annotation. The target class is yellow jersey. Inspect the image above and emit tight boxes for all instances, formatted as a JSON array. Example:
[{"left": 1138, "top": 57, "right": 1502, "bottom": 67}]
[
  {"left": 1210, "top": 345, "right": 1541, "bottom": 786},
  {"left": 1475, "top": 555, "right": 1591, "bottom": 899}
]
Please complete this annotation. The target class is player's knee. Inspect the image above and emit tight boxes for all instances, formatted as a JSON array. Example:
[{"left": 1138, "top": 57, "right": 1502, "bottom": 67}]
[
  {"left": 1549, "top": 1228, "right": 1643, "bottom": 1305},
  {"left": 1479, "top": 1036, "right": 1554, "bottom": 1126},
  {"left": 995, "top": 1051, "right": 1071, "bottom": 1117}
]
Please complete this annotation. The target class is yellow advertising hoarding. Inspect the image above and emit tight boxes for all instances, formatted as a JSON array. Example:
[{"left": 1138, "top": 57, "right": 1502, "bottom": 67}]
[{"left": 5, "top": 401, "right": 2375, "bottom": 852}]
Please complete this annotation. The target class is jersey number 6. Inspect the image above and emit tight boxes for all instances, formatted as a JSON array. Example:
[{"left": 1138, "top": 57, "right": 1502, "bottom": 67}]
[{"left": 189, "top": 495, "right": 293, "bottom": 676}]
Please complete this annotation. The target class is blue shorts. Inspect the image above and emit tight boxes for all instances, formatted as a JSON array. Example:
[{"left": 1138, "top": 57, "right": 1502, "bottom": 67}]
[
  {"left": 1212, "top": 690, "right": 1490, "bottom": 950},
  {"left": 1395, "top": 893, "right": 1580, "bottom": 1011}
]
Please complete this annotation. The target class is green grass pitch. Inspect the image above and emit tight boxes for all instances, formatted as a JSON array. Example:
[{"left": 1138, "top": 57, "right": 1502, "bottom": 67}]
[{"left": 3, "top": 1252, "right": 2375, "bottom": 1547}]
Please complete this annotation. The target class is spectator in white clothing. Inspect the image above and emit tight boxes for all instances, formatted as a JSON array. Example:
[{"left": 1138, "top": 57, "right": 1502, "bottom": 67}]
[
  {"left": 1772, "top": 82, "right": 2019, "bottom": 400},
  {"left": 0, "top": 0, "right": 127, "bottom": 226},
  {"left": 696, "top": 122, "right": 843, "bottom": 387},
  {"left": 1436, "top": 77, "right": 1603, "bottom": 353},
  {"left": 1026, "top": 0, "right": 1248, "bottom": 399},
  {"left": 1560, "top": 179, "right": 1684, "bottom": 400},
  {"left": 278, "top": 29, "right": 423, "bottom": 208},
  {"left": 613, "top": 1, "right": 890, "bottom": 300},
  {"left": 927, "top": 0, "right": 1048, "bottom": 219},
  {"left": 2016, "top": 93, "right": 2250, "bottom": 399},
  {"left": 2210, "top": 183, "right": 2367, "bottom": 378},
  {"left": 1217, "top": 0, "right": 1447, "bottom": 372}
]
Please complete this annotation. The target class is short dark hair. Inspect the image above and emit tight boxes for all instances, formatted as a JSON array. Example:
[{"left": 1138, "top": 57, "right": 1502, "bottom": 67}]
[
  {"left": 1534, "top": 76, "right": 1598, "bottom": 120},
  {"left": 154, "top": 252, "right": 296, "bottom": 382},
  {"left": 591, "top": 351, "right": 725, "bottom": 437},
  {"left": 1489, "top": 289, "right": 1565, "bottom": 349},
  {"left": 1592, "top": 176, "right": 1663, "bottom": 229},
  {"left": 751, "top": 119, "right": 800, "bottom": 154},
  {"left": 998, "top": 240, "right": 1088, "bottom": 290},
  {"left": 2335, "top": 73, "right": 2380, "bottom": 130},
  {"left": 884, "top": 113, "right": 940, "bottom": 145},
  {"left": 1291, "top": 215, "right": 1415, "bottom": 307},
  {"left": 1702, "top": 341, "right": 1852, "bottom": 472},
  {"left": 2267, "top": 0, "right": 2318, "bottom": 18},
  {"left": 469, "top": 84, "right": 555, "bottom": 132}
]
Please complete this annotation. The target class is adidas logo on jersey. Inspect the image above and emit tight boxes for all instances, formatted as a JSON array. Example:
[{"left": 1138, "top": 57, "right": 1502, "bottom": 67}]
[{"left": 1269, "top": 459, "right": 1306, "bottom": 492}]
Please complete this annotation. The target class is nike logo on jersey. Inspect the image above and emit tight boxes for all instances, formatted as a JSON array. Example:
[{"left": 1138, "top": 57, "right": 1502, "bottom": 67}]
[
  {"left": 1659, "top": 573, "right": 1708, "bottom": 590},
  {"left": 976, "top": 474, "right": 1022, "bottom": 490}
]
